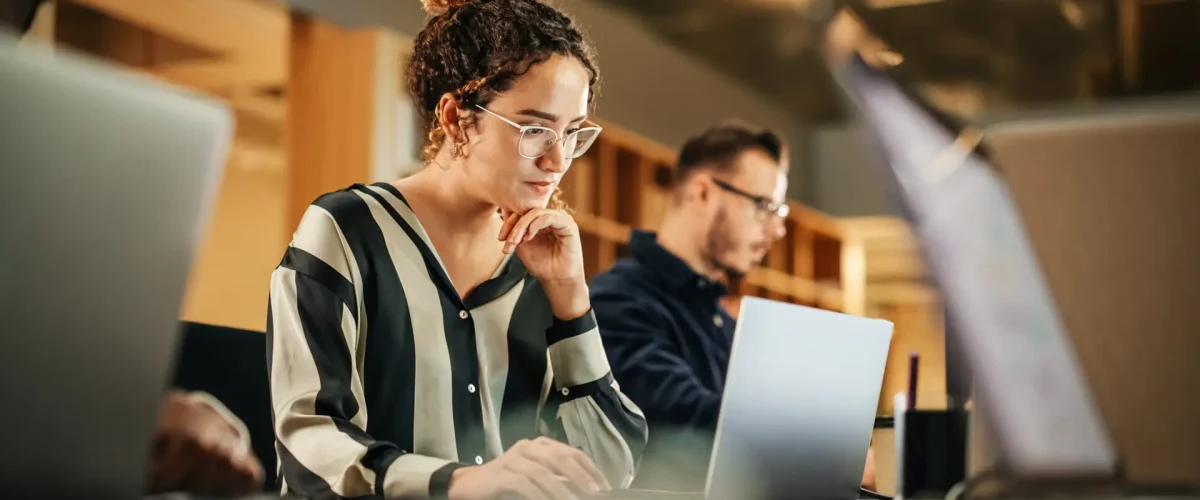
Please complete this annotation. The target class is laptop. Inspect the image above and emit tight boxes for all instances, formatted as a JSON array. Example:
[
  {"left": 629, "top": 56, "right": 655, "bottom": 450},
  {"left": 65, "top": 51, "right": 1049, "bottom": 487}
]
[
  {"left": 821, "top": 8, "right": 1120, "bottom": 482},
  {"left": 703, "top": 297, "right": 894, "bottom": 500},
  {"left": 593, "top": 298, "right": 893, "bottom": 500},
  {"left": 0, "top": 34, "right": 231, "bottom": 497}
]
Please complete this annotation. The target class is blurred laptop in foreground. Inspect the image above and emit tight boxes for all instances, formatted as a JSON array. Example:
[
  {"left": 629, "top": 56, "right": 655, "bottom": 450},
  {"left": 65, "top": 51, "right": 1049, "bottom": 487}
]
[
  {"left": 824, "top": 7, "right": 1200, "bottom": 496},
  {"left": 0, "top": 24, "right": 257, "bottom": 497}
]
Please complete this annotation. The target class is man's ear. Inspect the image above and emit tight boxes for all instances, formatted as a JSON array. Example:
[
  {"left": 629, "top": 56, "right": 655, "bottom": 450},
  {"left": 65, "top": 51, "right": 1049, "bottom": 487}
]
[
  {"left": 689, "top": 174, "right": 715, "bottom": 204},
  {"left": 680, "top": 174, "right": 719, "bottom": 217}
]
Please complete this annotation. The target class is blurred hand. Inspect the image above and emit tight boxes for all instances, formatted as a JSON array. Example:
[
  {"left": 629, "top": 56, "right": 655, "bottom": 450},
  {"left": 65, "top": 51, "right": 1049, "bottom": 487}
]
[
  {"left": 861, "top": 445, "right": 877, "bottom": 490},
  {"left": 448, "top": 437, "right": 610, "bottom": 500},
  {"left": 147, "top": 390, "right": 264, "bottom": 497}
]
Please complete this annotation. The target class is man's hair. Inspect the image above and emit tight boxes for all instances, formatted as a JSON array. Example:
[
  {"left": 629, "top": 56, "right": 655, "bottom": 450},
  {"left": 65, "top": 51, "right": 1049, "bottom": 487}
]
[{"left": 673, "top": 119, "right": 785, "bottom": 187}]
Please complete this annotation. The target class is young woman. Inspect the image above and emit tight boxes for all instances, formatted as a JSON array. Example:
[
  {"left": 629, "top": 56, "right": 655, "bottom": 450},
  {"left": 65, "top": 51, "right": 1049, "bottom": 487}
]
[{"left": 266, "top": 0, "right": 647, "bottom": 499}]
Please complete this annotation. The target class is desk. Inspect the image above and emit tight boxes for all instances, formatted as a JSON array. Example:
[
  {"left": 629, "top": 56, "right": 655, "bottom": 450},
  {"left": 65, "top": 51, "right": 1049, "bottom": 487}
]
[{"left": 151, "top": 489, "right": 895, "bottom": 500}]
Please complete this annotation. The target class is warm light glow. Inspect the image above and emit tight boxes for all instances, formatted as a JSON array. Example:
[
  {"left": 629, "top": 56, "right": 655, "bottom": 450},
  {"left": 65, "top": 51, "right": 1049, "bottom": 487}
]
[
  {"left": 1058, "top": 0, "right": 1088, "bottom": 29},
  {"left": 864, "top": 0, "right": 944, "bottom": 8},
  {"left": 876, "top": 49, "right": 904, "bottom": 67}
]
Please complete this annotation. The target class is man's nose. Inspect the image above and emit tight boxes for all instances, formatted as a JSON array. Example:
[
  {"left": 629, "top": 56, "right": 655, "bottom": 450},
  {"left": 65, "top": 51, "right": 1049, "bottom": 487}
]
[{"left": 767, "top": 214, "right": 787, "bottom": 241}]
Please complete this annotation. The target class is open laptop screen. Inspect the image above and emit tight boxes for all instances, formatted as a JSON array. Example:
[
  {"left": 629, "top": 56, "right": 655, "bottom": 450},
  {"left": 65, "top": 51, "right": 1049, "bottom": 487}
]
[{"left": 829, "top": 51, "right": 1117, "bottom": 477}]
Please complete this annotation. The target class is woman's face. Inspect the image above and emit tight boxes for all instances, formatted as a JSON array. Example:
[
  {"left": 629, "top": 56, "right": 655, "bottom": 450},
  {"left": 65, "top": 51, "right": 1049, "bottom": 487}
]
[{"left": 458, "top": 54, "right": 592, "bottom": 214}]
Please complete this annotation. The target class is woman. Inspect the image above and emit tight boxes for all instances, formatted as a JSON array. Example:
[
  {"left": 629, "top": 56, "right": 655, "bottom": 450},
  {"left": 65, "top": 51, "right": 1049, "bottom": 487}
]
[{"left": 266, "top": 0, "right": 647, "bottom": 499}]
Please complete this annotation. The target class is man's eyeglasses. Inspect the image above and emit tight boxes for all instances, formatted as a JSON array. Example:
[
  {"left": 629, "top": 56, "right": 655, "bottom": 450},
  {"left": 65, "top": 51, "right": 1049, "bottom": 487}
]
[
  {"left": 712, "top": 178, "right": 790, "bottom": 220},
  {"left": 475, "top": 105, "right": 602, "bottom": 160}
]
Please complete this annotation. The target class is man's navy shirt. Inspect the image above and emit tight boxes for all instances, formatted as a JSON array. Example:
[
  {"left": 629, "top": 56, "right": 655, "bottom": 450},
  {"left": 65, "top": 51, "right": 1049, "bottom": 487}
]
[{"left": 590, "top": 230, "right": 736, "bottom": 489}]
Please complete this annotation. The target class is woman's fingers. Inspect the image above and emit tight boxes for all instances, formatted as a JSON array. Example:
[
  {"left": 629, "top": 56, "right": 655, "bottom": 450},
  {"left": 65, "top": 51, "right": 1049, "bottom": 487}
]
[
  {"left": 506, "top": 457, "right": 577, "bottom": 500},
  {"left": 504, "top": 210, "right": 551, "bottom": 253},
  {"left": 500, "top": 209, "right": 577, "bottom": 253},
  {"left": 525, "top": 213, "right": 557, "bottom": 242},
  {"left": 498, "top": 210, "right": 521, "bottom": 241},
  {"left": 503, "top": 212, "right": 536, "bottom": 253},
  {"left": 529, "top": 437, "right": 607, "bottom": 494}
]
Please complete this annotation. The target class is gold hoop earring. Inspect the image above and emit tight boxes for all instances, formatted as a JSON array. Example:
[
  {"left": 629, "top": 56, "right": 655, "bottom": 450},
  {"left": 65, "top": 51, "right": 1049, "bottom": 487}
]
[{"left": 450, "top": 143, "right": 464, "bottom": 158}]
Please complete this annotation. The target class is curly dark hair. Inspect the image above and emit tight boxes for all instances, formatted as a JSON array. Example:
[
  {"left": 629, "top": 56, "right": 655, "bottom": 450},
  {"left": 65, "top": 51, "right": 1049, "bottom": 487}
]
[{"left": 408, "top": 1, "right": 600, "bottom": 197}]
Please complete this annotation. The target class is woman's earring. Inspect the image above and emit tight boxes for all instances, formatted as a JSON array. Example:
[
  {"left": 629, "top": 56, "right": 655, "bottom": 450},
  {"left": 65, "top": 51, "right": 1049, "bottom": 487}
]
[{"left": 450, "top": 143, "right": 464, "bottom": 158}]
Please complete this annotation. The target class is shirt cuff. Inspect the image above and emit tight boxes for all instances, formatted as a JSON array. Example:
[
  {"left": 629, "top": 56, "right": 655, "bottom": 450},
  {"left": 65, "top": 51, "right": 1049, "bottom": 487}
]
[
  {"left": 382, "top": 454, "right": 468, "bottom": 499},
  {"left": 547, "top": 309, "right": 611, "bottom": 388}
]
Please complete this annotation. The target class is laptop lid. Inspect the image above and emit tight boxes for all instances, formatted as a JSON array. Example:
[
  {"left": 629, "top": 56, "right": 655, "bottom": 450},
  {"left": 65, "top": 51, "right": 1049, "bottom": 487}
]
[
  {"left": 0, "top": 36, "right": 230, "bottom": 496},
  {"left": 822, "top": 13, "right": 1118, "bottom": 479},
  {"left": 706, "top": 297, "right": 893, "bottom": 499}
]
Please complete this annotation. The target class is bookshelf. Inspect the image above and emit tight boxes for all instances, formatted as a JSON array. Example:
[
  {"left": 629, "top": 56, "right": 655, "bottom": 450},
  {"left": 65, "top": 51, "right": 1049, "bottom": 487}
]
[{"left": 840, "top": 216, "right": 945, "bottom": 415}]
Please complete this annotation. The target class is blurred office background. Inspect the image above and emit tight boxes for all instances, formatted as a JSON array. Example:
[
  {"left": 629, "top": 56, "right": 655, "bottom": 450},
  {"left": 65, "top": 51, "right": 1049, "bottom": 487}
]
[{"left": 17, "top": 0, "right": 1199, "bottom": 494}]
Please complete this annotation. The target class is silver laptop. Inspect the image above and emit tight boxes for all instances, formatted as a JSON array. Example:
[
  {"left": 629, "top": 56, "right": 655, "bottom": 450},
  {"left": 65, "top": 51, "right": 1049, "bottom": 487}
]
[
  {"left": 0, "top": 35, "right": 231, "bottom": 497},
  {"left": 706, "top": 297, "right": 894, "bottom": 500}
]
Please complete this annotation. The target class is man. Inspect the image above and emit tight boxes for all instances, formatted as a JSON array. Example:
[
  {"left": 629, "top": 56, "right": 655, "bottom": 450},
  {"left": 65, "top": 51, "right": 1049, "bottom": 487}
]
[
  {"left": 3, "top": 9, "right": 264, "bottom": 498},
  {"left": 590, "top": 120, "right": 876, "bottom": 490}
]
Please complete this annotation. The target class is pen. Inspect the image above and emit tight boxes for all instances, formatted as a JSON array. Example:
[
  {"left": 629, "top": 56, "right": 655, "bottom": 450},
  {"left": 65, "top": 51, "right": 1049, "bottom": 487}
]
[{"left": 906, "top": 351, "right": 919, "bottom": 411}]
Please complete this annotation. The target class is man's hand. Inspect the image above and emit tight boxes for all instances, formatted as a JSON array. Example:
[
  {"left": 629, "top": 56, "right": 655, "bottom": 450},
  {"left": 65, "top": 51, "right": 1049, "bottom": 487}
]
[
  {"left": 448, "top": 437, "right": 611, "bottom": 500},
  {"left": 147, "top": 391, "right": 264, "bottom": 497}
]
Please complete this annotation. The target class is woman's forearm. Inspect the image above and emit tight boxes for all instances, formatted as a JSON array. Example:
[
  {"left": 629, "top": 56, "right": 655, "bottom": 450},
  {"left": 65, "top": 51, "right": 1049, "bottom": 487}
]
[{"left": 542, "top": 278, "right": 591, "bottom": 320}]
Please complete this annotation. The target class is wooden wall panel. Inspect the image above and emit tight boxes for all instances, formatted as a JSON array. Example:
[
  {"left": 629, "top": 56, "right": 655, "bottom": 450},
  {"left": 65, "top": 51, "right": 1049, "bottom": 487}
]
[
  {"left": 287, "top": 14, "right": 397, "bottom": 231},
  {"left": 594, "top": 141, "right": 620, "bottom": 271}
]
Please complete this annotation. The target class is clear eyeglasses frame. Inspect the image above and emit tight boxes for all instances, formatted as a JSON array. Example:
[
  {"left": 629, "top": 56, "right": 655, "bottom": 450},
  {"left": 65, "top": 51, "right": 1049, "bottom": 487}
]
[{"left": 475, "top": 105, "right": 603, "bottom": 160}]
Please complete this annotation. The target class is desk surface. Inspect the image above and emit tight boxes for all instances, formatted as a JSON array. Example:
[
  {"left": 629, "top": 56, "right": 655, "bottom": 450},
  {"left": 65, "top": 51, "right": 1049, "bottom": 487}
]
[{"left": 151, "top": 491, "right": 891, "bottom": 500}]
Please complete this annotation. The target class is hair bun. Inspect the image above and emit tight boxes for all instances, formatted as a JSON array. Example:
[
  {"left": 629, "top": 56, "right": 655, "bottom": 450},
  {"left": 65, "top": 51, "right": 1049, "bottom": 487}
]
[{"left": 419, "top": 0, "right": 472, "bottom": 16}]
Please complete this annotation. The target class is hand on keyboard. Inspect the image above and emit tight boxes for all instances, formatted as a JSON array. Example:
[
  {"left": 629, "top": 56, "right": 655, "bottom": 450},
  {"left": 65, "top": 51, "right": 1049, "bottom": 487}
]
[{"left": 449, "top": 437, "right": 611, "bottom": 500}]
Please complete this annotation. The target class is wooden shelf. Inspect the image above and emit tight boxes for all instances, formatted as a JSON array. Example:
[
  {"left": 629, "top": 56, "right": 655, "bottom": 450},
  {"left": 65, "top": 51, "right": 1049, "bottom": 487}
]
[
  {"left": 841, "top": 216, "right": 946, "bottom": 415},
  {"left": 565, "top": 120, "right": 858, "bottom": 315},
  {"left": 574, "top": 212, "right": 844, "bottom": 309}
]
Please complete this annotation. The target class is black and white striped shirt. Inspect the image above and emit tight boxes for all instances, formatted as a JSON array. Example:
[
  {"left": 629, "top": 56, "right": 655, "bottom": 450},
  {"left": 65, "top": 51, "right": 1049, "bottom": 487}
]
[{"left": 266, "top": 183, "right": 648, "bottom": 499}]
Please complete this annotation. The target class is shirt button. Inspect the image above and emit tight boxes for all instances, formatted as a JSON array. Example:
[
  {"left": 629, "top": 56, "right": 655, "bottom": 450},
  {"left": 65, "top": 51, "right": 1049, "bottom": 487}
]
[
  {"left": 697, "top": 279, "right": 707, "bottom": 288},
  {"left": 713, "top": 314, "right": 724, "bottom": 328},
  {"left": 474, "top": 456, "right": 484, "bottom": 465},
  {"left": 459, "top": 310, "right": 469, "bottom": 320},
  {"left": 561, "top": 387, "right": 570, "bottom": 396},
  {"left": 467, "top": 383, "right": 476, "bottom": 394}
]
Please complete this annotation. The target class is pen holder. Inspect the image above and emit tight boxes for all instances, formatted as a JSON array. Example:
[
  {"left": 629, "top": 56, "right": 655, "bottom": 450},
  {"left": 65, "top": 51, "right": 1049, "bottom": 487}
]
[{"left": 895, "top": 408, "right": 968, "bottom": 499}]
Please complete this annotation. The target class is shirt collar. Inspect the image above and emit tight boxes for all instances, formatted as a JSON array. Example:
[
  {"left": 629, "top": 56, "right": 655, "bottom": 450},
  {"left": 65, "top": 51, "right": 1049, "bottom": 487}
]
[
  {"left": 464, "top": 255, "right": 528, "bottom": 310},
  {"left": 629, "top": 230, "right": 727, "bottom": 296}
]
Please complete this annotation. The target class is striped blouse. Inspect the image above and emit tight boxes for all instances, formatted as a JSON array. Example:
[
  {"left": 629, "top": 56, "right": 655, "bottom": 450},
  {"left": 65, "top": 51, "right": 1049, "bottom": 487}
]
[{"left": 266, "top": 183, "right": 648, "bottom": 499}]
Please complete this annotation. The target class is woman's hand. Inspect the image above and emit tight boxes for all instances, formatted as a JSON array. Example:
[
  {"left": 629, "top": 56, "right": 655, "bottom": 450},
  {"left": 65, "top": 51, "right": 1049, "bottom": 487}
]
[
  {"left": 448, "top": 437, "right": 610, "bottom": 500},
  {"left": 499, "top": 209, "right": 590, "bottom": 319}
]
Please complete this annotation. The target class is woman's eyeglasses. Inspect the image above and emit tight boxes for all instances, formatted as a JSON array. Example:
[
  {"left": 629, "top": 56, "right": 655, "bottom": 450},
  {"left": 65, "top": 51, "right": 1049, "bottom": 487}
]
[
  {"left": 712, "top": 178, "right": 790, "bottom": 220},
  {"left": 475, "top": 105, "right": 602, "bottom": 160}
]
